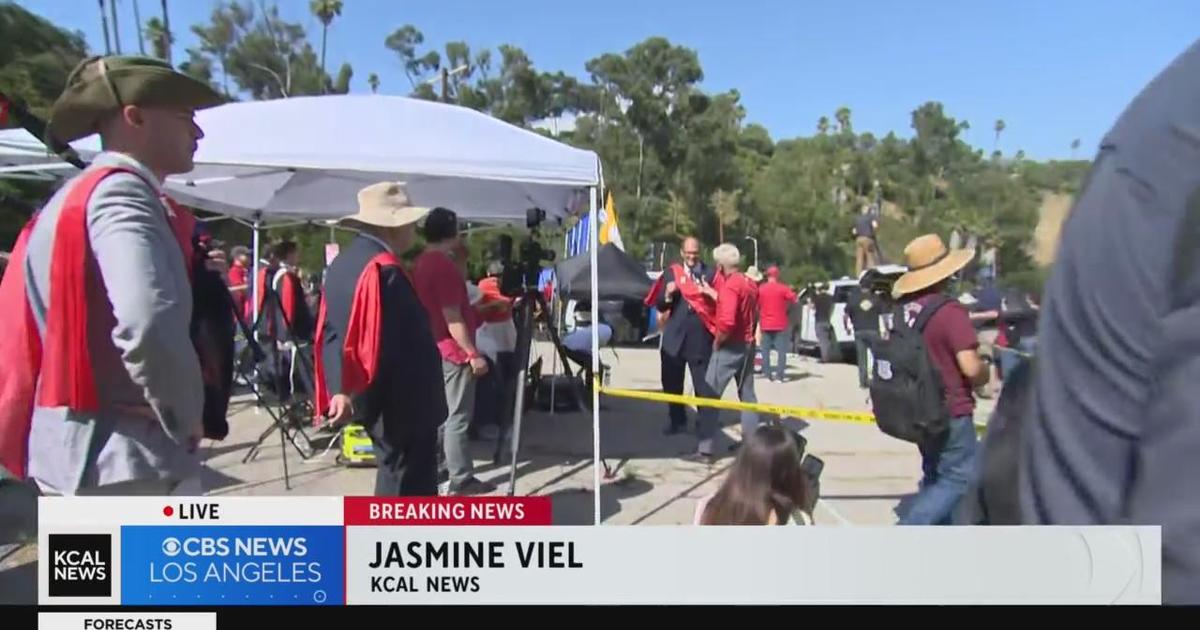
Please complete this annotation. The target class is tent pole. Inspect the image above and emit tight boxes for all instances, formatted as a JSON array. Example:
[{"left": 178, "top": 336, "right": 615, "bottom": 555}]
[
  {"left": 251, "top": 215, "right": 261, "bottom": 339},
  {"left": 589, "top": 185, "right": 601, "bottom": 526}
]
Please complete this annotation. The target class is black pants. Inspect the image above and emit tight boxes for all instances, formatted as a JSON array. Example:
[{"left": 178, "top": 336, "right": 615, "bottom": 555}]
[
  {"left": 369, "top": 421, "right": 439, "bottom": 497},
  {"left": 472, "top": 352, "right": 517, "bottom": 431},
  {"left": 661, "top": 350, "right": 714, "bottom": 429},
  {"left": 855, "top": 330, "right": 880, "bottom": 388}
]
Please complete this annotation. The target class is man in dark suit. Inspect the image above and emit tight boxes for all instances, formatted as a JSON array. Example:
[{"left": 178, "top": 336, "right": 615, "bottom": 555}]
[
  {"left": 315, "top": 182, "right": 448, "bottom": 496},
  {"left": 654, "top": 237, "right": 719, "bottom": 435}
]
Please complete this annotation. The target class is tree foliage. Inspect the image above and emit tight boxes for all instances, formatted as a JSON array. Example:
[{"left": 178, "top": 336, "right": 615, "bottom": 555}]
[{"left": 0, "top": 2, "right": 1095, "bottom": 288}]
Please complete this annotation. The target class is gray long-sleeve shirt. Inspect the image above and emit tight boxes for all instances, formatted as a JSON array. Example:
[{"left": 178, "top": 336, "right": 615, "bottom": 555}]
[
  {"left": 24, "top": 152, "right": 204, "bottom": 493},
  {"left": 1020, "top": 39, "right": 1200, "bottom": 604}
]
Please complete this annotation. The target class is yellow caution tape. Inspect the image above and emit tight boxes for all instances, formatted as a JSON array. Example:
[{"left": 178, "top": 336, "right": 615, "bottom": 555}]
[
  {"left": 597, "top": 385, "right": 877, "bottom": 425},
  {"left": 596, "top": 384, "right": 989, "bottom": 435}
]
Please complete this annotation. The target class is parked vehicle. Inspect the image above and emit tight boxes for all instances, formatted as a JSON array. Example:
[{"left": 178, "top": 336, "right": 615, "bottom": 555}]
[{"left": 789, "top": 265, "right": 907, "bottom": 363}]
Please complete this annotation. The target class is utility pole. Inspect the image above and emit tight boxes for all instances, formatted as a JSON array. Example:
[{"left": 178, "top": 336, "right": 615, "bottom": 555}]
[
  {"left": 132, "top": 0, "right": 146, "bottom": 54},
  {"left": 109, "top": 0, "right": 122, "bottom": 54},
  {"left": 98, "top": 0, "right": 112, "bottom": 55}
]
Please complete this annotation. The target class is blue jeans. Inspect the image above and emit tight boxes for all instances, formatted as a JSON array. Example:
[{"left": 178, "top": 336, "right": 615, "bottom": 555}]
[
  {"left": 759, "top": 330, "right": 789, "bottom": 381},
  {"left": 899, "top": 415, "right": 979, "bottom": 525},
  {"left": 997, "top": 336, "right": 1036, "bottom": 381}
]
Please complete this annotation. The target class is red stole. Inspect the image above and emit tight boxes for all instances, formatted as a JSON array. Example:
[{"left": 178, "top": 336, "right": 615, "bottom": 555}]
[
  {"left": 642, "top": 263, "right": 718, "bottom": 336},
  {"left": 312, "top": 252, "right": 403, "bottom": 421},
  {"left": 0, "top": 166, "right": 193, "bottom": 479},
  {"left": 278, "top": 270, "right": 301, "bottom": 327}
]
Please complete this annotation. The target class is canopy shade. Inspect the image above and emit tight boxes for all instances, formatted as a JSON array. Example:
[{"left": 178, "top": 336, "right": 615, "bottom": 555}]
[
  {"left": 0, "top": 95, "right": 600, "bottom": 223},
  {"left": 555, "top": 243, "right": 652, "bottom": 301}
]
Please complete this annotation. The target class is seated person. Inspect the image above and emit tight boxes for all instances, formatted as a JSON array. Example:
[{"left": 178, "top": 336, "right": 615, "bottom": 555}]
[
  {"left": 561, "top": 302, "right": 613, "bottom": 385},
  {"left": 562, "top": 303, "right": 613, "bottom": 355},
  {"left": 694, "top": 424, "right": 819, "bottom": 525}
]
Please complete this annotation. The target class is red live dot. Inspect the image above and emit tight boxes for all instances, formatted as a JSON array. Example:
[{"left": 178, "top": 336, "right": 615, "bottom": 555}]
[{"left": 163, "top": 506, "right": 174, "bottom": 517}]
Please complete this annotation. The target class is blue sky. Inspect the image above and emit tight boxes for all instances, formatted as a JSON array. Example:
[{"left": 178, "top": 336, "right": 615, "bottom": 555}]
[{"left": 18, "top": 0, "right": 1199, "bottom": 159}]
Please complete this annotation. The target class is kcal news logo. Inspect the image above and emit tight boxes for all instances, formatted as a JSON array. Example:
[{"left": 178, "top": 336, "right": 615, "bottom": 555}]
[{"left": 48, "top": 534, "right": 112, "bottom": 597}]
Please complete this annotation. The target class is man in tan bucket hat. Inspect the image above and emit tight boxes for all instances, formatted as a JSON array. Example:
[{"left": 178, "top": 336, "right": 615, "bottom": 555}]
[
  {"left": 0, "top": 56, "right": 223, "bottom": 494},
  {"left": 313, "top": 182, "right": 447, "bottom": 496},
  {"left": 891, "top": 234, "right": 989, "bottom": 525}
]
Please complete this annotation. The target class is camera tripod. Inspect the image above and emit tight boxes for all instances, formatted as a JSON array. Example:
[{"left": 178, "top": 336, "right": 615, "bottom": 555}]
[
  {"left": 236, "top": 286, "right": 319, "bottom": 490},
  {"left": 502, "top": 288, "right": 612, "bottom": 496}
]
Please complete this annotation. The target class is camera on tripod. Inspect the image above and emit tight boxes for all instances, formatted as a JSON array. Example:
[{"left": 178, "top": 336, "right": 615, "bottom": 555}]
[{"left": 496, "top": 207, "right": 556, "bottom": 298}]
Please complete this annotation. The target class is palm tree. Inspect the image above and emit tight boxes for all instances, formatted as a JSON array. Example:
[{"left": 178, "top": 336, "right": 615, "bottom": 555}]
[
  {"left": 310, "top": 0, "right": 344, "bottom": 89},
  {"left": 835, "top": 106, "right": 852, "bottom": 134},
  {"left": 817, "top": 116, "right": 830, "bottom": 136},
  {"left": 160, "top": 0, "right": 172, "bottom": 65},
  {"left": 367, "top": 73, "right": 380, "bottom": 93},
  {"left": 109, "top": 0, "right": 122, "bottom": 54},
  {"left": 144, "top": 17, "right": 171, "bottom": 61},
  {"left": 98, "top": 0, "right": 112, "bottom": 54},
  {"left": 711, "top": 189, "right": 741, "bottom": 243},
  {"left": 993, "top": 119, "right": 1005, "bottom": 152},
  {"left": 1070, "top": 138, "right": 1081, "bottom": 159}
]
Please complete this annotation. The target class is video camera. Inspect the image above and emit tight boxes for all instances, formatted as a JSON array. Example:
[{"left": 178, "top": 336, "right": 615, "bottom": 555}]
[{"left": 496, "top": 207, "right": 556, "bottom": 298}]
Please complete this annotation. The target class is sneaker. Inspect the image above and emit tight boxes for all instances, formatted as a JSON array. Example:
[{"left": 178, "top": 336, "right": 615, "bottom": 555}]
[
  {"left": 682, "top": 451, "right": 715, "bottom": 465},
  {"left": 448, "top": 476, "right": 496, "bottom": 496}
]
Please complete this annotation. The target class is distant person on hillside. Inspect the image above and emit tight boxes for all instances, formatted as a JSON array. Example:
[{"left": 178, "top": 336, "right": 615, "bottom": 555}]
[
  {"left": 852, "top": 204, "right": 880, "bottom": 275},
  {"left": 757, "top": 266, "right": 797, "bottom": 382}
]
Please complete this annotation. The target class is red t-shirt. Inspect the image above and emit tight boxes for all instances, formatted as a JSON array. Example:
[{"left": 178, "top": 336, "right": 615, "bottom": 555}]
[
  {"left": 715, "top": 271, "right": 758, "bottom": 344},
  {"left": 757, "top": 279, "right": 797, "bottom": 332},
  {"left": 413, "top": 249, "right": 477, "bottom": 364},
  {"left": 228, "top": 262, "right": 249, "bottom": 320},
  {"left": 907, "top": 294, "right": 979, "bottom": 417}
]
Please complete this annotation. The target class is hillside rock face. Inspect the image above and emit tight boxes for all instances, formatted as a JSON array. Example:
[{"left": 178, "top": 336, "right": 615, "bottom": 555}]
[{"left": 1033, "top": 191, "right": 1073, "bottom": 267}]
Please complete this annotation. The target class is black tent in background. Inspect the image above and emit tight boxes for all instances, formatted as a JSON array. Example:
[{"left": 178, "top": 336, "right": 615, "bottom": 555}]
[{"left": 555, "top": 243, "right": 653, "bottom": 301}]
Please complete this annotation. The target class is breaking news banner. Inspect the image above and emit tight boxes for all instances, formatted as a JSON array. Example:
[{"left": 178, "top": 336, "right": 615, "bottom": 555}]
[{"left": 34, "top": 496, "right": 1161, "bottom": 615}]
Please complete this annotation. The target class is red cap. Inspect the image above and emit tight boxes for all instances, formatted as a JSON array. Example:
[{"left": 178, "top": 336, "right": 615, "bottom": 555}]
[{"left": 767, "top": 265, "right": 781, "bottom": 278}]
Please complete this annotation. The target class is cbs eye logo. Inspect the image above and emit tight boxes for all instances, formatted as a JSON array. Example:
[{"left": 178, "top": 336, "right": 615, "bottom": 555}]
[{"left": 161, "top": 537, "right": 182, "bottom": 557}]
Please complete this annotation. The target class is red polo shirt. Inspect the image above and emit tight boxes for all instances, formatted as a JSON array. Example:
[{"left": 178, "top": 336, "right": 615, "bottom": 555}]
[
  {"left": 715, "top": 271, "right": 758, "bottom": 344},
  {"left": 757, "top": 279, "right": 796, "bottom": 332},
  {"left": 413, "top": 249, "right": 477, "bottom": 364}
]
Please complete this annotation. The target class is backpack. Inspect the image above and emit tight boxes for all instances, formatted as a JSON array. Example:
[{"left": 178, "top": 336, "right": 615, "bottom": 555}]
[{"left": 868, "top": 295, "right": 951, "bottom": 444}]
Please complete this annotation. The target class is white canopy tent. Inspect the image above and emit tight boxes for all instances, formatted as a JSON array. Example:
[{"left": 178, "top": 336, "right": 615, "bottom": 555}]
[{"left": 0, "top": 95, "right": 608, "bottom": 524}]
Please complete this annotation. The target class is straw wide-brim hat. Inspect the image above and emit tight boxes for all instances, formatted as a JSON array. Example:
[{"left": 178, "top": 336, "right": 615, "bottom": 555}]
[
  {"left": 745, "top": 266, "right": 764, "bottom": 282},
  {"left": 343, "top": 182, "right": 430, "bottom": 228},
  {"left": 48, "top": 55, "right": 224, "bottom": 144},
  {"left": 892, "top": 234, "right": 976, "bottom": 298}
]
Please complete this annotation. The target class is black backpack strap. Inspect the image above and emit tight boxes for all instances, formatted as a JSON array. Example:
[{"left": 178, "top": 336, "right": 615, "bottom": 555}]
[{"left": 912, "top": 295, "right": 951, "bottom": 332}]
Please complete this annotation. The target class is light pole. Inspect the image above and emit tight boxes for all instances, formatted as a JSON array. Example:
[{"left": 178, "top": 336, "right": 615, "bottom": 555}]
[{"left": 745, "top": 236, "right": 759, "bottom": 269}]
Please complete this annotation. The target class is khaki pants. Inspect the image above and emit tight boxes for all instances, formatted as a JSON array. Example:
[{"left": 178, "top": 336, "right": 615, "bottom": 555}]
[{"left": 855, "top": 236, "right": 878, "bottom": 276}]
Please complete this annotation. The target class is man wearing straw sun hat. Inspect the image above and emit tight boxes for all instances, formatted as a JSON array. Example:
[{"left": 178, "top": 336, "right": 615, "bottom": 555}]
[
  {"left": 313, "top": 182, "right": 447, "bottom": 496},
  {"left": 891, "top": 234, "right": 989, "bottom": 525}
]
